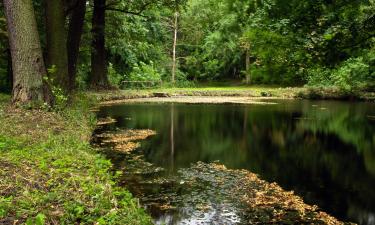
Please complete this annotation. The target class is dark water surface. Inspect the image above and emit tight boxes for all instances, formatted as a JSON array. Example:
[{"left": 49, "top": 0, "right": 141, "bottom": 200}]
[{"left": 97, "top": 100, "right": 375, "bottom": 225}]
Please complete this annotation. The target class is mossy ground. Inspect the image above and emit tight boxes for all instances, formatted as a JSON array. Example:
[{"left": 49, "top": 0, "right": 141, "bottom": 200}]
[{"left": 0, "top": 93, "right": 152, "bottom": 225}]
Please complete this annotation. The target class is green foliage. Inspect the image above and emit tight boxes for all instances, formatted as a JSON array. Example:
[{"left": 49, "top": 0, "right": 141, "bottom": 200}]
[
  {"left": 43, "top": 74, "right": 68, "bottom": 111},
  {"left": 175, "top": 0, "right": 374, "bottom": 89},
  {"left": 108, "top": 63, "right": 123, "bottom": 88},
  {"left": 307, "top": 49, "right": 375, "bottom": 92},
  {"left": 129, "top": 61, "right": 161, "bottom": 82},
  {"left": 0, "top": 95, "right": 152, "bottom": 224}
]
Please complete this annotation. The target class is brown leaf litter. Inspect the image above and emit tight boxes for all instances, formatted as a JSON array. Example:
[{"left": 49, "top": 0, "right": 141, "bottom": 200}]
[{"left": 95, "top": 129, "right": 156, "bottom": 153}]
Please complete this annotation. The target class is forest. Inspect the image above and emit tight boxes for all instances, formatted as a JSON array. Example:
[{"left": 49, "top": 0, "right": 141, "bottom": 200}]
[
  {"left": 0, "top": 0, "right": 374, "bottom": 225},
  {"left": 0, "top": 0, "right": 374, "bottom": 102}
]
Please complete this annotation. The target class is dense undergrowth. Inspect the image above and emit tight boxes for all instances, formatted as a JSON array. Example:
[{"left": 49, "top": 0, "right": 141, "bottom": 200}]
[{"left": 0, "top": 93, "right": 152, "bottom": 225}]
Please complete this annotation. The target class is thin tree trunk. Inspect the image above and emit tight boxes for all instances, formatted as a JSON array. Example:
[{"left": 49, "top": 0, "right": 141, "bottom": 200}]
[
  {"left": 46, "top": 0, "right": 69, "bottom": 90},
  {"left": 4, "top": 0, "right": 52, "bottom": 105},
  {"left": 171, "top": 12, "right": 178, "bottom": 84},
  {"left": 245, "top": 47, "right": 251, "bottom": 85},
  {"left": 90, "top": 0, "right": 109, "bottom": 89},
  {"left": 67, "top": 0, "right": 86, "bottom": 91}
]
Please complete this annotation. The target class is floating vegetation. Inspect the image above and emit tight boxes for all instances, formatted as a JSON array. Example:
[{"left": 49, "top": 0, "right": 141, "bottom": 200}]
[
  {"left": 178, "top": 162, "right": 348, "bottom": 225},
  {"left": 89, "top": 107, "right": 100, "bottom": 112},
  {"left": 95, "top": 129, "right": 156, "bottom": 153},
  {"left": 96, "top": 117, "right": 117, "bottom": 125},
  {"left": 97, "top": 129, "right": 156, "bottom": 143}
]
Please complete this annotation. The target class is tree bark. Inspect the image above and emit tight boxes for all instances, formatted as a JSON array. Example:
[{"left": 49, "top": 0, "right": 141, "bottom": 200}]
[
  {"left": 4, "top": 0, "right": 52, "bottom": 105},
  {"left": 89, "top": 0, "right": 109, "bottom": 89},
  {"left": 245, "top": 47, "right": 251, "bottom": 85},
  {"left": 67, "top": 0, "right": 86, "bottom": 90},
  {"left": 6, "top": 48, "right": 12, "bottom": 91},
  {"left": 46, "top": 0, "right": 69, "bottom": 90}
]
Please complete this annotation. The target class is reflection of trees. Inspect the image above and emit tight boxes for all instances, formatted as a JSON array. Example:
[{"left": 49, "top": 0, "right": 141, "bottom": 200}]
[
  {"left": 296, "top": 101, "right": 375, "bottom": 173},
  {"left": 170, "top": 103, "right": 175, "bottom": 172},
  {"left": 99, "top": 101, "right": 375, "bottom": 223}
]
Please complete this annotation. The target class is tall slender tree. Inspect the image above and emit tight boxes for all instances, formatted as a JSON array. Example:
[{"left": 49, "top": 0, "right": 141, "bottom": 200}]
[
  {"left": 171, "top": 11, "right": 178, "bottom": 84},
  {"left": 3, "top": 0, "right": 52, "bottom": 104}
]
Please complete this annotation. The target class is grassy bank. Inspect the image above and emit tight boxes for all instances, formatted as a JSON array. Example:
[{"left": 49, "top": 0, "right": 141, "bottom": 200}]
[
  {"left": 88, "top": 86, "right": 375, "bottom": 102},
  {"left": 0, "top": 93, "right": 152, "bottom": 224}
]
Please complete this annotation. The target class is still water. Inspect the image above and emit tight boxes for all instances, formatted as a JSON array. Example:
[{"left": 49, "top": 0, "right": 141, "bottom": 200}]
[{"left": 97, "top": 100, "right": 375, "bottom": 225}]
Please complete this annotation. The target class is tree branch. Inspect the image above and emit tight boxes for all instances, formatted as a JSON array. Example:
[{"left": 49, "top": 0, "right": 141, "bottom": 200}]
[
  {"left": 104, "top": 1, "right": 153, "bottom": 18},
  {"left": 105, "top": 7, "right": 148, "bottom": 18}
]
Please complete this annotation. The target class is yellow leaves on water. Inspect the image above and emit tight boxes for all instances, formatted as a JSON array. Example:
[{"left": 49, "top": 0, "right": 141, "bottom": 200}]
[
  {"left": 97, "top": 129, "right": 156, "bottom": 153},
  {"left": 114, "top": 142, "right": 140, "bottom": 152},
  {"left": 204, "top": 163, "right": 347, "bottom": 225},
  {"left": 96, "top": 117, "right": 117, "bottom": 126},
  {"left": 238, "top": 175, "right": 345, "bottom": 224}
]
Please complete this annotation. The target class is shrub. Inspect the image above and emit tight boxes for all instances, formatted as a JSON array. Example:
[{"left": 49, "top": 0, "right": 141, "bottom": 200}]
[{"left": 307, "top": 50, "right": 374, "bottom": 92}]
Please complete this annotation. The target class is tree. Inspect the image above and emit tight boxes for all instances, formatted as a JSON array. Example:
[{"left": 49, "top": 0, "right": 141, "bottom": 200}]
[
  {"left": 45, "top": 0, "right": 69, "bottom": 90},
  {"left": 67, "top": 0, "right": 87, "bottom": 90},
  {"left": 89, "top": 0, "right": 109, "bottom": 89},
  {"left": 171, "top": 11, "right": 178, "bottom": 84},
  {"left": 3, "top": 0, "right": 52, "bottom": 104},
  {"left": 89, "top": 0, "right": 188, "bottom": 89}
]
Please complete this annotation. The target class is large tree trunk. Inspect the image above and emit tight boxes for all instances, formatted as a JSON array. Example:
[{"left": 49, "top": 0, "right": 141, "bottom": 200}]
[
  {"left": 46, "top": 0, "right": 69, "bottom": 90},
  {"left": 89, "top": 0, "right": 109, "bottom": 89},
  {"left": 3, "top": 0, "right": 52, "bottom": 105},
  {"left": 67, "top": 0, "right": 86, "bottom": 90}
]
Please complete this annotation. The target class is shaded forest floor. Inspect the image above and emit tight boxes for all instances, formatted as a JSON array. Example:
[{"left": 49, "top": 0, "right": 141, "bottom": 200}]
[{"left": 0, "top": 93, "right": 152, "bottom": 224}]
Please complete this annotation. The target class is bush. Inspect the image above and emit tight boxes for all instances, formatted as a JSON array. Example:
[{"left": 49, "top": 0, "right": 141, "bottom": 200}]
[
  {"left": 332, "top": 57, "right": 370, "bottom": 92},
  {"left": 124, "top": 62, "right": 161, "bottom": 89},
  {"left": 307, "top": 51, "right": 374, "bottom": 92},
  {"left": 108, "top": 63, "right": 123, "bottom": 88},
  {"left": 129, "top": 61, "right": 161, "bottom": 82},
  {"left": 307, "top": 67, "right": 334, "bottom": 87}
]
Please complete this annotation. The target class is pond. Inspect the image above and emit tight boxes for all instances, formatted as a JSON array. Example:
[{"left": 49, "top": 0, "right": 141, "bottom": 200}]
[{"left": 96, "top": 99, "right": 375, "bottom": 225}]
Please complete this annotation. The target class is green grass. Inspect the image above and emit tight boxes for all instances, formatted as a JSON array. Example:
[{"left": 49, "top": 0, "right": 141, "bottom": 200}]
[
  {"left": 90, "top": 85, "right": 374, "bottom": 102},
  {"left": 89, "top": 85, "right": 304, "bottom": 102},
  {"left": 0, "top": 94, "right": 152, "bottom": 224}
]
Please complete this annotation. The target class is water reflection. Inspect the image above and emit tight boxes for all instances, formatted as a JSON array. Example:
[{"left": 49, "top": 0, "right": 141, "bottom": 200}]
[{"left": 98, "top": 100, "right": 375, "bottom": 225}]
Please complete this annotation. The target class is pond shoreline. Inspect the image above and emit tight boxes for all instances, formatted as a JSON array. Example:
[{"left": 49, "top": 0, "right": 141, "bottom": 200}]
[
  {"left": 90, "top": 87, "right": 375, "bottom": 105},
  {"left": 94, "top": 96, "right": 363, "bottom": 224}
]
